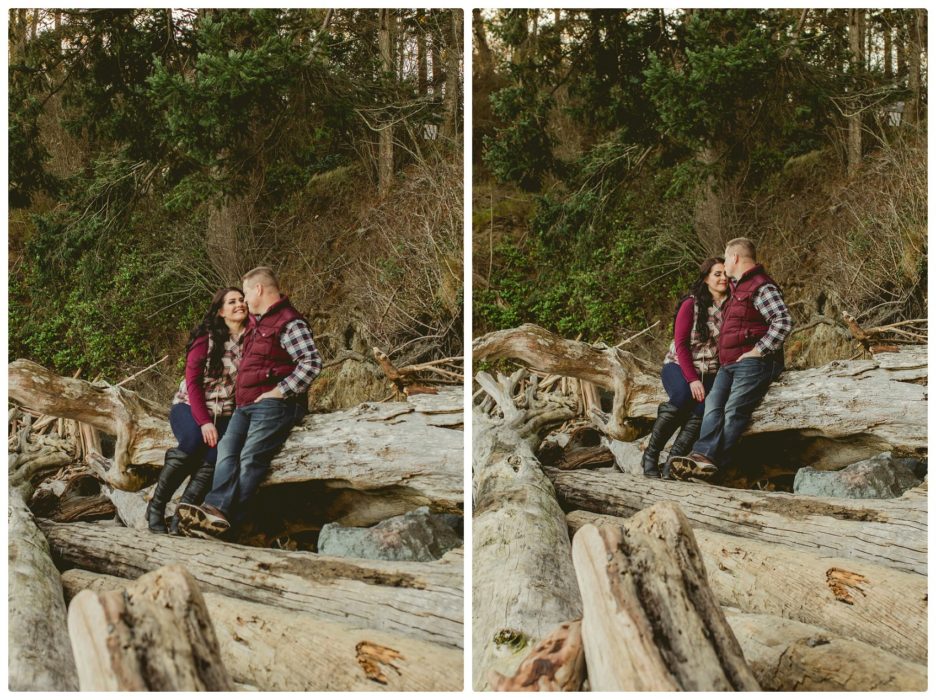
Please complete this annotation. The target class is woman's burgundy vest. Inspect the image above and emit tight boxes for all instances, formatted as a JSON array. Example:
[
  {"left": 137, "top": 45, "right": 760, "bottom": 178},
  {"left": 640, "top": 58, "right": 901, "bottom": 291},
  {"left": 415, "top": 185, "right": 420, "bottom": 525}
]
[
  {"left": 718, "top": 264, "right": 778, "bottom": 366},
  {"left": 236, "top": 296, "right": 306, "bottom": 406}
]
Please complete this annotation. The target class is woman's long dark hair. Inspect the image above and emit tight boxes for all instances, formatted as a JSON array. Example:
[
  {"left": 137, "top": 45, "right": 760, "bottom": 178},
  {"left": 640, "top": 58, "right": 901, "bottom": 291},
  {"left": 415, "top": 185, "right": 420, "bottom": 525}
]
[
  {"left": 185, "top": 287, "right": 245, "bottom": 378},
  {"left": 674, "top": 257, "right": 725, "bottom": 344}
]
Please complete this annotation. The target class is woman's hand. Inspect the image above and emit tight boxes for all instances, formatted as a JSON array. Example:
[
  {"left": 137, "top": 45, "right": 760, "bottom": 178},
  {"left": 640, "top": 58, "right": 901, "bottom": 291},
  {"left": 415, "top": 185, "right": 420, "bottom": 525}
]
[
  {"left": 689, "top": 380, "right": 706, "bottom": 403},
  {"left": 201, "top": 423, "right": 219, "bottom": 447}
]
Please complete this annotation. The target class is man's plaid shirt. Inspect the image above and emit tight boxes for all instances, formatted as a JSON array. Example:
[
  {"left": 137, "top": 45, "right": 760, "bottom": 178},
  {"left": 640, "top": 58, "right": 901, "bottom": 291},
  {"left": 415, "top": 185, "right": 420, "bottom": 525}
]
[
  {"left": 275, "top": 319, "right": 323, "bottom": 397},
  {"left": 752, "top": 284, "right": 793, "bottom": 354}
]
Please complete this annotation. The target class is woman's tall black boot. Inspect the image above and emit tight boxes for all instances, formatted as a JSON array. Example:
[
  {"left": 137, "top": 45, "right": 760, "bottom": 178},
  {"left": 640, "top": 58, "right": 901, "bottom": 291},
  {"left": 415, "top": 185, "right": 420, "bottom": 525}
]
[
  {"left": 168, "top": 462, "right": 215, "bottom": 535},
  {"left": 146, "top": 448, "right": 194, "bottom": 533},
  {"left": 663, "top": 413, "right": 703, "bottom": 479},
  {"left": 641, "top": 403, "right": 684, "bottom": 478}
]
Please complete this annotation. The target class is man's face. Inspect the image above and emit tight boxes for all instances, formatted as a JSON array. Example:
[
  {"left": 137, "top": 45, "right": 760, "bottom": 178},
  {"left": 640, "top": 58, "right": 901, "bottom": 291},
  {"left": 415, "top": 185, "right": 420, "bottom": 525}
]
[
  {"left": 723, "top": 249, "right": 738, "bottom": 279},
  {"left": 243, "top": 281, "right": 261, "bottom": 312}
]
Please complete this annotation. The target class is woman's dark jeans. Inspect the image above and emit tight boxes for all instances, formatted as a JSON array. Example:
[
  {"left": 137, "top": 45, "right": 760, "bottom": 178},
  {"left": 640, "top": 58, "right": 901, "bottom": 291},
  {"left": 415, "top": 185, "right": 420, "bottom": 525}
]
[
  {"left": 168, "top": 403, "right": 230, "bottom": 465},
  {"left": 661, "top": 362, "right": 716, "bottom": 417}
]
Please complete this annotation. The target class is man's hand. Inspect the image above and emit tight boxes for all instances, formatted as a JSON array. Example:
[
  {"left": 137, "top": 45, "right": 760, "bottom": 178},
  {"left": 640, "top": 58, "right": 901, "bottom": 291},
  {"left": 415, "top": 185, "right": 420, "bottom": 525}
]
[
  {"left": 689, "top": 380, "right": 706, "bottom": 403},
  {"left": 255, "top": 387, "right": 285, "bottom": 403},
  {"left": 201, "top": 423, "right": 219, "bottom": 447},
  {"left": 738, "top": 348, "right": 764, "bottom": 361}
]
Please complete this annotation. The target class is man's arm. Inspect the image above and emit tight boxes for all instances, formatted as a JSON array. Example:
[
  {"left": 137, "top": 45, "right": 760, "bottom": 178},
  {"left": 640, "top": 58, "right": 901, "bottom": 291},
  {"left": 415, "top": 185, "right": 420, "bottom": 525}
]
[
  {"left": 256, "top": 320, "right": 322, "bottom": 400},
  {"left": 751, "top": 284, "right": 793, "bottom": 355}
]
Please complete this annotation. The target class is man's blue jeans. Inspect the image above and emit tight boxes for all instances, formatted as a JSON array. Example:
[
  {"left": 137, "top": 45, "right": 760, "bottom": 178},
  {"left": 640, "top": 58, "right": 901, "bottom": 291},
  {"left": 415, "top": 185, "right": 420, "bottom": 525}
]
[
  {"left": 691, "top": 355, "right": 780, "bottom": 468},
  {"left": 203, "top": 398, "right": 305, "bottom": 525}
]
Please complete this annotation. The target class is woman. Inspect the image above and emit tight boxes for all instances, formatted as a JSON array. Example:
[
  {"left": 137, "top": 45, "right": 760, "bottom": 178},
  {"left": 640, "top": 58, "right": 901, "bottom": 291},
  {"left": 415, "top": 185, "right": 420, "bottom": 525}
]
[
  {"left": 642, "top": 257, "right": 728, "bottom": 478},
  {"left": 146, "top": 287, "right": 247, "bottom": 533}
]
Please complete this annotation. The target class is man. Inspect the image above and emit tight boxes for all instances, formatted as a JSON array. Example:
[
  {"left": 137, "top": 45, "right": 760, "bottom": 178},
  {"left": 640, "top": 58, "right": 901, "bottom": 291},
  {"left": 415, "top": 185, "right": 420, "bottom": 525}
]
[
  {"left": 178, "top": 266, "right": 322, "bottom": 536},
  {"left": 669, "top": 238, "right": 792, "bottom": 482}
]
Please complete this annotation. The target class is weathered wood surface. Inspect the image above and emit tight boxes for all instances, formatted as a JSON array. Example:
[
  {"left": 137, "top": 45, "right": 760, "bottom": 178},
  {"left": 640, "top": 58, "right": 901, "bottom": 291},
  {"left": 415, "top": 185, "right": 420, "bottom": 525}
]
[
  {"left": 551, "top": 469, "right": 927, "bottom": 575},
  {"left": 568, "top": 509, "right": 927, "bottom": 663},
  {"left": 30, "top": 467, "right": 115, "bottom": 522},
  {"left": 40, "top": 520, "right": 463, "bottom": 649},
  {"left": 725, "top": 610, "right": 927, "bottom": 691},
  {"left": 472, "top": 371, "right": 582, "bottom": 690},
  {"left": 488, "top": 620, "right": 586, "bottom": 692},
  {"left": 571, "top": 505, "right": 759, "bottom": 691},
  {"left": 8, "top": 492, "right": 79, "bottom": 691},
  {"left": 474, "top": 326, "right": 926, "bottom": 454},
  {"left": 9, "top": 361, "right": 463, "bottom": 521},
  {"left": 67, "top": 564, "right": 232, "bottom": 691},
  {"left": 62, "top": 569, "right": 463, "bottom": 692}
]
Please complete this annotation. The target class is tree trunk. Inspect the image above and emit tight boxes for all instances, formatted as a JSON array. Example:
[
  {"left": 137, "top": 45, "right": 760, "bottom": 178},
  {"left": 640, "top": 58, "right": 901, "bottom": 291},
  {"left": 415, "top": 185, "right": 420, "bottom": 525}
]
[
  {"left": 551, "top": 470, "right": 927, "bottom": 575},
  {"left": 847, "top": 9, "right": 864, "bottom": 175},
  {"left": 8, "top": 491, "right": 79, "bottom": 691},
  {"left": 62, "top": 569, "right": 463, "bottom": 692},
  {"left": 67, "top": 564, "right": 233, "bottom": 691},
  {"left": 571, "top": 505, "right": 760, "bottom": 691},
  {"left": 40, "top": 520, "right": 464, "bottom": 649},
  {"left": 472, "top": 370, "right": 581, "bottom": 689},
  {"left": 472, "top": 9, "right": 495, "bottom": 79},
  {"left": 567, "top": 510, "right": 927, "bottom": 664},
  {"left": 905, "top": 10, "right": 924, "bottom": 126},
  {"left": 473, "top": 327, "right": 927, "bottom": 463},
  {"left": 442, "top": 10, "right": 462, "bottom": 140},
  {"left": 417, "top": 10, "right": 428, "bottom": 95},
  {"left": 9, "top": 361, "right": 463, "bottom": 523},
  {"left": 378, "top": 9, "right": 395, "bottom": 195},
  {"left": 725, "top": 610, "right": 927, "bottom": 691}
]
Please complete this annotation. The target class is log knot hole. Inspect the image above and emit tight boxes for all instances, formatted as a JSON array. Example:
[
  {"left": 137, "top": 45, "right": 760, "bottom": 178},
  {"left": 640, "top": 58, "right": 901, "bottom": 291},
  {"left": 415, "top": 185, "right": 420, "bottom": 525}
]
[
  {"left": 355, "top": 641, "right": 404, "bottom": 684},
  {"left": 507, "top": 455, "right": 522, "bottom": 472},
  {"left": 493, "top": 628, "right": 529, "bottom": 651},
  {"left": 825, "top": 567, "right": 868, "bottom": 605}
]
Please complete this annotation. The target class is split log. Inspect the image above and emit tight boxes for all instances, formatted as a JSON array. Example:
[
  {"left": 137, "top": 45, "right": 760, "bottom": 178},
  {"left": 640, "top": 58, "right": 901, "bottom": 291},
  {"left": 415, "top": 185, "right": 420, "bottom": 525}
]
[
  {"left": 67, "top": 564, "right": 232, "bottom": 691},
  {"left": 488, "top": 620, "right": 586, "bottom": 691},
  {"left": 9, "top": 361, "right": 462, "bottom": 523},
  {"left": 62, "top": 569, "right": 463, "bottom": 691},
  {"left": 725, "top": 610, "right": 927, "bottom": 691},
  {"left": 474, "top": 325, "right": 926, "bottom": 460},
  {"left": 551, "top": 469, "right": 927, "bottom": 575},
  {"left": 571, "top": 504, "right": 759, "bottom": 691},
  {"left": 30, "top": 466, "right": 115, "bottom": 522},
  {"left": 472, "top": 370, "right": 581, "bottom": 690},
  {"left": 8, "top": 492, "right": 79, "bottom": 691},
  {"left": 39, "top": 520, "right": 463, "bottom": 649},
  {"left": 568, "top": 510, "right": 926, "bottom": 663}
]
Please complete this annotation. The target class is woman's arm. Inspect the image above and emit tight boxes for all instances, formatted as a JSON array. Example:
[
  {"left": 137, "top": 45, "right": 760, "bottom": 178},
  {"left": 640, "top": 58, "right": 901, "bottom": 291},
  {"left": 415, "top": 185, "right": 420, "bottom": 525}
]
[
  {"left": 673, "top": 298, "right": 701, "bottom": 384},
  {"left": 184, "top": 335, "right": 213, "bottom": 426}
]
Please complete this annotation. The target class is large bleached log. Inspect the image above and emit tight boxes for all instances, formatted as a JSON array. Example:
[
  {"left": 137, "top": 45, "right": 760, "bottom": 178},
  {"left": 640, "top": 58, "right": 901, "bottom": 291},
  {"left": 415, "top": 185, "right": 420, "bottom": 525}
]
[
  {"left": 8, "top": 492, "right": 79, "bottom": 691},
  {"left": 67, "top": 564, "right": 232, "bottom": 691},
  {"left": 9, "top": 360, "right": 462, "bottom": 521},
  {"left": 61, "top": 569, "right": 463, "bottom": 692},
  {"left": 571, "top": 504, "right": 759, "bottom": 691},
  {"left": 39, "top": 520, "right": 463, "bottom": 649},
  {"left": 472, "top": 370, "right": 582, "bottom": 690},
  {"left": 473, "top": 326, "right": 926, "bottom": 456},
  {"left": 568, "top": 510, "right": 926, "bottom": 663},
  {"left": 725, "top": 610, "right": 927, "bottom": 691},
  {"left": 551, "top": 470, "right": 927, "bottom": 575}
]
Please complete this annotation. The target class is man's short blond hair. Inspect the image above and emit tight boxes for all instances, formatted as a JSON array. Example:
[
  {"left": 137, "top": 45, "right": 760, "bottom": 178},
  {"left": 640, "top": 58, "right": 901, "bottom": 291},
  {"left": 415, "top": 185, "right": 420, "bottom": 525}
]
[
  {"left": 725, "top": 237, "right": 757, "bottom": 261},
  {"left": 242, "top": 266, "right": 280, "bottom": 290}
]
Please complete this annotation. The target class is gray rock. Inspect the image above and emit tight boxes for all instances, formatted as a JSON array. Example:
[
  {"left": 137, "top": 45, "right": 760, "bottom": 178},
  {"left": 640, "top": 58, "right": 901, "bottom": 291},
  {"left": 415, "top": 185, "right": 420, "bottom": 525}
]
[
  {"left": 793, "top": 452, "right": 923, "bottom": 499},
  {"left": 317, "top": 506, "right": 462, "bottom": 562}
]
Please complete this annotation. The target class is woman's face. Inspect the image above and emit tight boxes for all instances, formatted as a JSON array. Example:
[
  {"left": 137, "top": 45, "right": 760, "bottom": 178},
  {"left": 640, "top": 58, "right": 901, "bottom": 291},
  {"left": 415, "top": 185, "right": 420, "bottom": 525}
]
[
  {"left": 705, "top": 263, "right": 729, "bottom": 295},
  {"left": 218, "top": 291, "right": 248, "bottom": 323}
]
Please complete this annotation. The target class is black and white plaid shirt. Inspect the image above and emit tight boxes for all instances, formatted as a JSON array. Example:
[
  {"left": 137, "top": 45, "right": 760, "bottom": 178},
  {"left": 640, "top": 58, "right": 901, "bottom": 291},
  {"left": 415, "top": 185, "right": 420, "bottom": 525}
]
[
  {"left": 275, "top": 319, "right": 323, "bottom": 397},
  {"left": 752, "top": 284, "right": 793, "bottom": 354}
]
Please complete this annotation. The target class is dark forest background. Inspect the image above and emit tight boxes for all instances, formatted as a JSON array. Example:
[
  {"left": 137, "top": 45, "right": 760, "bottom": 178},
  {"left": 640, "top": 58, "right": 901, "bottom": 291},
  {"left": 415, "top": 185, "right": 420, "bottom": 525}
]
[
  {"left": 9, "top": 8, "right": 463, "bottom": 408},
  {"left": 473, "top": 9, "right": 926, "bottom": 368}
]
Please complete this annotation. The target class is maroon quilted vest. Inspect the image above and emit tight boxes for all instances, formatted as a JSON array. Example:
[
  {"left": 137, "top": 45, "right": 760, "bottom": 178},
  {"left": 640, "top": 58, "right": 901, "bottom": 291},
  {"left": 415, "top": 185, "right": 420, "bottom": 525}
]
[
  {"left": 235, "top": 296, "right": 306, "bottom": 405},
  {"left": 718, "top": 264, "right": 778, "bottom": 366}
]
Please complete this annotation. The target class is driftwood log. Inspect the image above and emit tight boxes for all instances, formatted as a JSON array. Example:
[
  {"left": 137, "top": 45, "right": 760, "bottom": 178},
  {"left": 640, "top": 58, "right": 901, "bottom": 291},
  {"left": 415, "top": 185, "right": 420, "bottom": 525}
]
[
  {"left": 568, "top": 509, "right": 926, "bottom": 664},
  {"left": 9, "top": 360, "right": 462, "bottom": 524},
  {"left": 551, "top": 470, "right": 927, "bottom": 575},
  {"left": 474, "top": 325, "right": 926, "bottom": 464},
  {"left": 725, "top": 610, "right": 927, "bottom": 691},
  {"left": 472, "top": 370, "right": 582, "bottom": 690},
  {"left": 67, "top": 564, "right": 233, "bottom": 691},
  {"left": 8, "top": 491, "right": 79, "bottom": 691},
  {"left": 62, "top": 569, "right": 463, "bottom": 692},
  {"left": 571, "top": 504, "right": 760, "bottom": 691},
  {"left": 39, "top": 520, "right": 463, "bottom": 649},
  {"left": 488, "top": 620, "right": 586, "bottom": 691}
]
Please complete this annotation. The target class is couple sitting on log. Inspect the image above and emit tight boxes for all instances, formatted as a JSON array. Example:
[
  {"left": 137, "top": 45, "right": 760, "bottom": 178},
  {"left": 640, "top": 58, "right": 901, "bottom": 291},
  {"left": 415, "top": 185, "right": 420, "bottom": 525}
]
[
  {"left": 641, "top": 238, "right": 792, "bottom": 483},
  {"left": 145, "top": 266, "right": 322, "bottom": 537}
]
